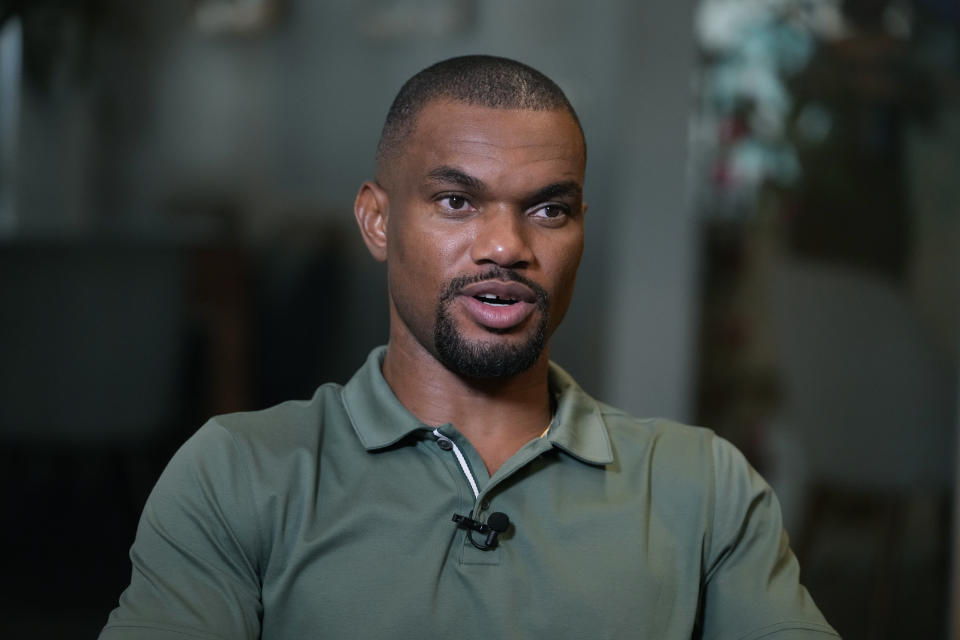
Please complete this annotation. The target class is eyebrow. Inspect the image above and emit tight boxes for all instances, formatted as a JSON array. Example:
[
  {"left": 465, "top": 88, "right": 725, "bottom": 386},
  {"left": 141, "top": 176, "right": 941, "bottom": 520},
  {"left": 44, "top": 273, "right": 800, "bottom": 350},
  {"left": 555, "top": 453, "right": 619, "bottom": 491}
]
[
  {"left": 426, "top": 166, "right": 487, "bottom": 193},
  {"left": 525, "top": 181, "right": 583, "bottom": 206},
  {"left": 425, "top": 166, "right": 583, "bottom": 204}
]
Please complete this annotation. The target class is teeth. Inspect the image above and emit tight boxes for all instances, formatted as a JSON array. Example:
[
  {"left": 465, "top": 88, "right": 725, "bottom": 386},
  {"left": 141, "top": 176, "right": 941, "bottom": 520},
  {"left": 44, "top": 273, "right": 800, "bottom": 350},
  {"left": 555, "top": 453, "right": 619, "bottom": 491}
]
[{"left": 475, "top": 293, "right": 516, "bottom": 306}]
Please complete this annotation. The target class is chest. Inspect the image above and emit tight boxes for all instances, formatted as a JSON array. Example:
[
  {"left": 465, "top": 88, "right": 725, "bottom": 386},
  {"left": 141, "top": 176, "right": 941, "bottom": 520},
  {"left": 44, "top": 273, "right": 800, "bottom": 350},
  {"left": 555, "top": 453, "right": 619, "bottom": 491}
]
[{"left": 257, "top": 441, "right": 705, "bottom": 639}]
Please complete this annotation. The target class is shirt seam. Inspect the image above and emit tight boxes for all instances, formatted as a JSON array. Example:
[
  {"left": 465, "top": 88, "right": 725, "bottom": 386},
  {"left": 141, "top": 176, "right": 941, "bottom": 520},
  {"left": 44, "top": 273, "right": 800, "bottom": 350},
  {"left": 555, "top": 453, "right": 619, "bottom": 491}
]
[
  {"left": 703, "top": 432, "right": 720, "bottom": 583},
  {"left": 210, "top": 419, "right": 267, "bottom": 590},
  {"left": 101, "top": 622, "right": 229, "bottom": 639},
  {"left": 729, "top": 620, "right": 841, "bottom": 640}
]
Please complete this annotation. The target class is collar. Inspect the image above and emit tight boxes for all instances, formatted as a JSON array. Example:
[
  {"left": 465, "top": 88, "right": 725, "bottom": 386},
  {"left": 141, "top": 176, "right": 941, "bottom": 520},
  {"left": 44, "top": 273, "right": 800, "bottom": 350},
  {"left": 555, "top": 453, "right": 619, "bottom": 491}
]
[{"left": 341, "top": 346, "right": 613, "bottom": 466}]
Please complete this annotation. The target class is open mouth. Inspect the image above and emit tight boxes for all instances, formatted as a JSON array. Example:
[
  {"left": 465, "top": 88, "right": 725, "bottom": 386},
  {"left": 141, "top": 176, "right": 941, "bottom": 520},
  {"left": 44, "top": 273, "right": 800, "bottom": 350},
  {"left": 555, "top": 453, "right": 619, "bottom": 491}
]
[
  {"left": 455, "top": 279, "right": 539, "bottom": 330},
  {"left": 460, "top": 279, "right": 536, "bottom": 305},
  {"left": 474, "top": 293, "right": 519, "bottom": 306}
]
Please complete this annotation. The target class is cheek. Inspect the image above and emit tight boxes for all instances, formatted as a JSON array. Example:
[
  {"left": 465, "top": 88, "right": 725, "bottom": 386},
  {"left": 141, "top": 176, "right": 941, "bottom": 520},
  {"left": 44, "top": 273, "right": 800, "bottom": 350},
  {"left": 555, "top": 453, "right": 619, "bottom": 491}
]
[
  {"left": 553, "top": 266, "right": 580, "bottom": 310},
  {"left": 387, "top": 221, "right": 472, "bottom": 302},
  {"left": 548, "top": 239, "right": 584, "bottom": 309},
  {"left": 391, "top": 219, "right": 471, "bottom": 275},
  {"left": 551, "top": 234, "right": 584, "bottom": 286}
]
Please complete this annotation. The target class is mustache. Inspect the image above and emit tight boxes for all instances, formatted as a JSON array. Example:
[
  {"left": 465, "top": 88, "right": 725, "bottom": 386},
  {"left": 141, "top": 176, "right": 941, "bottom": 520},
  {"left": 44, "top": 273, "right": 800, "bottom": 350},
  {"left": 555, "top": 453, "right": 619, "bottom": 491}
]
[{"left": 439, "top": 267, "right": 548, "bottom": 309}]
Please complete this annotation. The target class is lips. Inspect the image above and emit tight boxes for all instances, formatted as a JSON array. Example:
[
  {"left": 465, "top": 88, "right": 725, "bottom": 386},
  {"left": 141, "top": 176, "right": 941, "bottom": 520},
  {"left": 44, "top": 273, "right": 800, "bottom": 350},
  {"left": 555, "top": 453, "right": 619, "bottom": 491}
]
[
  {"left": 460, "top": 280, "right": 536, "bottom": 304},
  {"left": 456, "top": 280, "right": 538, "bottom": 330}
]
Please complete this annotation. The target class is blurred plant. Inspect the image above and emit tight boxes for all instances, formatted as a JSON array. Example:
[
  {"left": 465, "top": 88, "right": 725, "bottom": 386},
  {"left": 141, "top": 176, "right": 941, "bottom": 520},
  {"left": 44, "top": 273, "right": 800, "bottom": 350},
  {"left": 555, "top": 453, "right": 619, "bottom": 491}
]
[{"left": 692, "top": 0, "right": 847, "bottom": 218}]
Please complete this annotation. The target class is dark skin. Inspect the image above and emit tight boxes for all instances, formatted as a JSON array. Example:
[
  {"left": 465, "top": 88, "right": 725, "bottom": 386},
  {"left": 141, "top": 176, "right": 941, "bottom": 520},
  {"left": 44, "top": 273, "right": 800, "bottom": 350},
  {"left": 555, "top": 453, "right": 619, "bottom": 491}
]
[{"left": 354, "top": 99, "right": 587, "bottom": 474}]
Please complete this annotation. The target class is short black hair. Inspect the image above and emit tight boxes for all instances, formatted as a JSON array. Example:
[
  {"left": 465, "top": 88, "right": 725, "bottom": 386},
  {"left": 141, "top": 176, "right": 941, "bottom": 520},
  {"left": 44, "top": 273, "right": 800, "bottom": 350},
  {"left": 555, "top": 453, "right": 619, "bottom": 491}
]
[{"left": 375, "top": 55, "right": 584, "bottom": 178}]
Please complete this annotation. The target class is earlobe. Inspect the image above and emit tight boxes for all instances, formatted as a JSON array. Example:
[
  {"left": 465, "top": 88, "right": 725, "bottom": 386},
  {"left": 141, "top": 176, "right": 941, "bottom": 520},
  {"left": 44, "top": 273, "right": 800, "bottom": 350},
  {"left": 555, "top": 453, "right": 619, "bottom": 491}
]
[{"left": 354, "top": 181, "right": 389, "bottom": 262}]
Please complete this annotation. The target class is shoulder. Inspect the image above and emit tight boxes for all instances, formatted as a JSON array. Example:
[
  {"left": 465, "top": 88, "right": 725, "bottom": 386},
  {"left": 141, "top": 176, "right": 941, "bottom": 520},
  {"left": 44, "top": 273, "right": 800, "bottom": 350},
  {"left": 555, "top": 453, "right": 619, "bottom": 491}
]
[
  {"left": 204, "top": 382, "right": 347, "bottom": 456},
  {"left": 591, "top": 401, "right": 767, "bottom": 543},
  {"left": 548, "top": 361, "right": 721, "bottom": 475},
  {"left": 600, "top": 404, "right": 712, "bottom": 443},
  {"left": 597, "top": 403, "right": 722, "bottom": 474},
  {"left": 147, "top": 383, "right": 351, "bottom": 557},
  {"left": 162, "top": 382, "right": 350, "bottom": 516},
  {"left": 549, "top": 361, "right": 748, "bottom": 491},
  {"left": 597, "top": 401, "right": 753, "bottom": 478}
]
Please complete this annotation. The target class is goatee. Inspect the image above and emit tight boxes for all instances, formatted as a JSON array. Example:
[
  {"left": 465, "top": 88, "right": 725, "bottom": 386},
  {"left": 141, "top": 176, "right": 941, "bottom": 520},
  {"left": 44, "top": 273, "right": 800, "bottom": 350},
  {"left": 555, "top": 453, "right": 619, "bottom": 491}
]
[{"left": 434, "top": 268, "right": 549, "bottom": 379}]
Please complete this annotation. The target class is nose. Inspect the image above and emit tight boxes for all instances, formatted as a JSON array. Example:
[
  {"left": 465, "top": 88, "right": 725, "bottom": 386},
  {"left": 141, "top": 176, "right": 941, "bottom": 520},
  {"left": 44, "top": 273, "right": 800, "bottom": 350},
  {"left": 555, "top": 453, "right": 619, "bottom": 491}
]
[{"left": 470, "top": 207, "right": 533, "bottom": 269}]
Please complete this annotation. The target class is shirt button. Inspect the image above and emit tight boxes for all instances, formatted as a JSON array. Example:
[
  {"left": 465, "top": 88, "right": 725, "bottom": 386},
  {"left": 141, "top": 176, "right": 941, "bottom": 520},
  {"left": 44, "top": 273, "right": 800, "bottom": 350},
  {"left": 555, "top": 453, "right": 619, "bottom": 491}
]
[{"left": 437, "top": 439, "right": 453, "bottom": 451}]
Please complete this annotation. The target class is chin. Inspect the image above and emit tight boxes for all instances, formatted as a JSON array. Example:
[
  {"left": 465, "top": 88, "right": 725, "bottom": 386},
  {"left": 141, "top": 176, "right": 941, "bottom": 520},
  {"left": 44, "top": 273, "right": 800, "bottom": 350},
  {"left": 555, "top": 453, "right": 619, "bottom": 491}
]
[{"left": 434, "top": 325, "right": 547, "bottom": 380}]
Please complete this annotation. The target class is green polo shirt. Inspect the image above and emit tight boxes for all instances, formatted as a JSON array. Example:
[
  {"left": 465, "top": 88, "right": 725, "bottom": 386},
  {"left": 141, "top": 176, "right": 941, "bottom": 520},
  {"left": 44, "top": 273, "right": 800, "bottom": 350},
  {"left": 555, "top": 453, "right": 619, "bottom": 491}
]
[{"left": 101, "top": 347, "right": 838, "bottom": 639}]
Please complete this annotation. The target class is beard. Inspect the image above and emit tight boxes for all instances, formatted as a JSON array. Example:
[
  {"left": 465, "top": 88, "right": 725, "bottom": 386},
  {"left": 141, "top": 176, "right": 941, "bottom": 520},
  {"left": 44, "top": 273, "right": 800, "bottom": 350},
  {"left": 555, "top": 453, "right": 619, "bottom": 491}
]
[{"left": 434, "top": 268, "right": 549, "bottom": 379}]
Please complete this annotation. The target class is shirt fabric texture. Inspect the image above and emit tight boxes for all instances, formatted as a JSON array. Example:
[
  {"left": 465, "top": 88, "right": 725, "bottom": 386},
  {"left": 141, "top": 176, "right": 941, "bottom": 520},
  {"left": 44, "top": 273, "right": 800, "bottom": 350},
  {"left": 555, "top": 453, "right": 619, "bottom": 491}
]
[{"left": 101, "top": 347, "right": 839, "bottom": 639}]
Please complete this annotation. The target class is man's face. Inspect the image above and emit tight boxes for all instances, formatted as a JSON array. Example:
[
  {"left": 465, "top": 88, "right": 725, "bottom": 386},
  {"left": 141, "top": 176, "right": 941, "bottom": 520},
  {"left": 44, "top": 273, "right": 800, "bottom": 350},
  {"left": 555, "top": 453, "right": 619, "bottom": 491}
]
[{"left": 373, "top": 99, "right": 586, "bottom": 378}]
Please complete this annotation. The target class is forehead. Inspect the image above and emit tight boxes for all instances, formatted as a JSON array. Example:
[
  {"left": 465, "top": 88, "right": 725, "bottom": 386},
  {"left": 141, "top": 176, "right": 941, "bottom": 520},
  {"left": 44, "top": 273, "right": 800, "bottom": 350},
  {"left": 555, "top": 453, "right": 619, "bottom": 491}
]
[{"left": 394, "top": 100, "right": 586, "bottom": 190}]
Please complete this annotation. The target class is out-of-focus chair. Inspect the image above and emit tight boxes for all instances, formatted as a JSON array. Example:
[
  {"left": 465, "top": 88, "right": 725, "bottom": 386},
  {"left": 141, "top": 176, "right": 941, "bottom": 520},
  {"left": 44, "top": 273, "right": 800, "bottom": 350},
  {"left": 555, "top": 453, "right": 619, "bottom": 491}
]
[{"left": 767, "top": 258, "right": 954, "bottom": 638}]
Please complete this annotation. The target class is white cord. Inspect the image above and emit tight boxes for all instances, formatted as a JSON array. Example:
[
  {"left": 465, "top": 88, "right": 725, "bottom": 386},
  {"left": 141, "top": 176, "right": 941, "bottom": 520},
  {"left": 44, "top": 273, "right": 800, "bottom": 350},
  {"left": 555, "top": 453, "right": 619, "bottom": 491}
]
[{"left": 433, "top": 428, "right": 479, "bottom": 499}]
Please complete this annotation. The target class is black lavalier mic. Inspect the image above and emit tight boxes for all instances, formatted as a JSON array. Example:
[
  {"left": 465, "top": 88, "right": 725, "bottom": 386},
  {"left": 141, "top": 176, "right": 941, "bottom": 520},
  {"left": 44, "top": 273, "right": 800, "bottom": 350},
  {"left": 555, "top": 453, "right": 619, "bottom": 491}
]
[{"left": 452, "top": 511, "right": 511, "bottom": 550}]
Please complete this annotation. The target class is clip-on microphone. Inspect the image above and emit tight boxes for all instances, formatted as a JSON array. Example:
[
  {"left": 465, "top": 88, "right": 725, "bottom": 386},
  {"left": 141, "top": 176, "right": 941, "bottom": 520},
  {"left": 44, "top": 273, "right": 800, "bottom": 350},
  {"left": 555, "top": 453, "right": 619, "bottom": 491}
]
[{"left": 452, "top": 511, "right": 511, "bottom": 550}]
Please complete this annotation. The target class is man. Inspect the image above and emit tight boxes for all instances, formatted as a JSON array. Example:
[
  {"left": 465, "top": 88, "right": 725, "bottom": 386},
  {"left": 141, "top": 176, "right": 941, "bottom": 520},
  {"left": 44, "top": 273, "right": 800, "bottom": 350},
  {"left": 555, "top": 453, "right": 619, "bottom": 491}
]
[{"left": 101, "top": 55, "right": 838, "bottom": 639}]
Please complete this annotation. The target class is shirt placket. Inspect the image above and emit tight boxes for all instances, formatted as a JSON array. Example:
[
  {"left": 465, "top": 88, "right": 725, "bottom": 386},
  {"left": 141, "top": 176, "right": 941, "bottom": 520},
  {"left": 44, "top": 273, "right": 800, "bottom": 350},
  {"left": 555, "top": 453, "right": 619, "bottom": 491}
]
[{"left": 430, "top": 426, "right": 553, "bottom": 565}]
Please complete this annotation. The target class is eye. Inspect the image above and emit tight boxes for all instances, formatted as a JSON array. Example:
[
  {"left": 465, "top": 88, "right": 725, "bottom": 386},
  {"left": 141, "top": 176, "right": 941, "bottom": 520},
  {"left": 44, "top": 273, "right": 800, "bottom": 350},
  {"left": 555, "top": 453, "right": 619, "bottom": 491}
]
[
  {"left": 530, "top": 204, "right": 569, "bottom": 223},
  {"left": 438, "top": 194, "right": 474, "bottom": 212}
]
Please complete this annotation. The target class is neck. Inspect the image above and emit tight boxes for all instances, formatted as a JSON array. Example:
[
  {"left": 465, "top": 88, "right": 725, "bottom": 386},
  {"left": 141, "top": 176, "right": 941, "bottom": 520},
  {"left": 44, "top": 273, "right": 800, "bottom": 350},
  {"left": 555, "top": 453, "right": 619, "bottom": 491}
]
[{"left": 382, "top": 336, "right": 553, "bottom": 475}]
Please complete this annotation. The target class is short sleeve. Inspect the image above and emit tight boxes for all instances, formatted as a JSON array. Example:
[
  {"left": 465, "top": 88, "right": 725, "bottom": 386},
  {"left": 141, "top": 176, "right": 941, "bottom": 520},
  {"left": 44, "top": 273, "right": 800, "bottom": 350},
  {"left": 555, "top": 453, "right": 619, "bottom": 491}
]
[
  {"left": 99, "top": 421, "right": 263, "bottom": 639},
  {"left": 700, "top": 437, "right": 840, "bottom": 639}
]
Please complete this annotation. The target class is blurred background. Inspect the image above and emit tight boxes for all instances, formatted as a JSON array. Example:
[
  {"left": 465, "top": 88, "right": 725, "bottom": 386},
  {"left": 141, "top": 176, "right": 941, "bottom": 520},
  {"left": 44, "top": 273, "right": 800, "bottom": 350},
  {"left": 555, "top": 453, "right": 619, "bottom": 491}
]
[{"left": 0, "top": 0, "right": 957, "bottom": 637}]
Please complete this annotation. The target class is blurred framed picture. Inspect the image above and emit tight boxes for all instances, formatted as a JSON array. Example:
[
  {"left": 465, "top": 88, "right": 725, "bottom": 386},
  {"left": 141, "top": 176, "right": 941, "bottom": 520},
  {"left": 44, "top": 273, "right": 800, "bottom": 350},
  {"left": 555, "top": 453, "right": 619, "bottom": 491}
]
[
  {"left": 192, "top": 0, "right": 281, "bottom": 36},
  {"left": 357, "top": 0, "right": 476, "bottom": 40}
]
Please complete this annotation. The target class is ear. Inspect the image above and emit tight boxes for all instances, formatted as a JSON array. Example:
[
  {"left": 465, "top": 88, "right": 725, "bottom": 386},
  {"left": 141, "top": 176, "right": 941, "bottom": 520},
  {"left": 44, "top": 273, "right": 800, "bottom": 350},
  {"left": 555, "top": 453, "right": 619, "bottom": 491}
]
[{"left": 354, "top": 181, "right": 389, "bottom": 262}]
